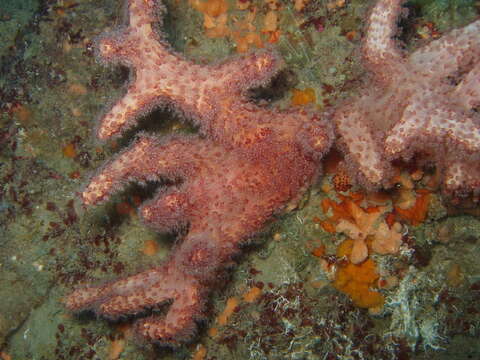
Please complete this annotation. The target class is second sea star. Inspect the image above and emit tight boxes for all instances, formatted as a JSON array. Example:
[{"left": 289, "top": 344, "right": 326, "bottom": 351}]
[{"left": 334, "top": 0, "right": 480, "bottom": 196}]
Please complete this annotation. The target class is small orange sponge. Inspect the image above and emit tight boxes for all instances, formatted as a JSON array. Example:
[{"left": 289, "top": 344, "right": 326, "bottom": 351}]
[{"left": 333, "top": 239, "right": 384, "bottom": 309}]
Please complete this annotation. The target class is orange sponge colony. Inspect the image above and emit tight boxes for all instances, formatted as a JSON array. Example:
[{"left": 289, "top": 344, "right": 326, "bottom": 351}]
[{"left": 333, "top": 239, "right": 384, "bottom": 309}]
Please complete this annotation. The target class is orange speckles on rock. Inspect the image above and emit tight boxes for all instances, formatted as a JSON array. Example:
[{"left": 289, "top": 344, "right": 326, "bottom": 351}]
[
  {"left": 320, "top": 180, "right": 333, "bottom": 194},
  {"left": 395, "top": 189, "right": 430, "bottom": 226},
  {"left": 385, "top": 212, "right": 396, "bottom": 228},
  {"left": 377, "top": 275, "right": 399, "bottom": 290},
  {"left": 71, "top": 107, "right": 82, "bottom": 117},
  {"left": 243, "top": 286, "right": 262, "bottom": 303},
  {"left": 313, "top": 216, "right": 334, "bottom": 233},
  {"left": 55, "top": 7, "right": 66, "bottom": 16},
  {"left": 321, "top": 197, "right": 353, "bottom": 223},
  {"left": 320, "top": 221, "right": 336, "bottom": 233},
  {"left": 312, "top": 216, "right": 321, "bottom": 224},
  {"left": 69, "top": 170, "right": 81, "bottom": 179},
  {"left": 205, "top": 13, "right": 229, "bottom": 37},
  {"left": 233, "top": 31, "right": 263, "bottom": 53},
  {"left": 312, "top": 244, "right": 326, "bottom": 257},
  {"left": 364, "top": 205, "right": 381, "bottom": 214},
  {"left": 266, "top": 29, "right": 281, "bottom": 43},
  {"left": 294, "top": 0, "right": 310, "bottom": 11},
  {"left": 310, "top": 279, "right": 328, "bottom": 289},
  {"left": 68, "top": 83, "right": 87, "bottom": 95},
  {"left": 265, "top": 0, "right": 280, "bottom": 10},
  {"left": 326, "top": 0, "right": 346, "bottom": 11},
  {"left": 415, "top": 21, "right": 441, "bottom": 40},
  {"left": 62, "top": 143, "right": 77, "bottom": 158},
  {"left": 291, "top": 88, "right": 316, "bottom": 106},
  {"left": 336, "top": 236, "right": 353, "bottom": 258},
  {"left": 333, "top": 239, "right": 384, "bottom": 309},
  {"left": 190, "top": 0, "right": 230, "bottom": 40},
  {"left": 446, "top": 263, "right": 464, "bottom": 288},
  {"left": 142, "top": 239, "right": 159, "bottom": 256},
  {"left": 236, "top": 0, "right": 250, "bottom": 10},
  {"left": 12, "top": 104, "right": 31, "bottom": 125},
  {"left": 191, "top": 0, "right": 228, "bottom": 17},
  {"left": 192, "top": 344, "right": 207, "bottom": 360},
  {"left": 345, "top": 30, "right": 358, "bottom": 41},
  {"left": 395, "top": 186, "right": 416, "bottom": 210},
  {"left": 343, "top": 192, "right": 364, "bottom": 203},
  {"left": 263, "top": 11, "right": 278, "bottom": 33},
  {"left": 410, "top": 168, "right": 423, "bottom": 181},
  {"left": 208, "top": 326, "right": 219, "bottom": 337},
  {"left": 108, "top": 338, "right": 125, "bottom": 360},
  {"left": 0, "top": 352, "right": 12, "bottom": 360},
  {"left": 191, "top": 0, "right": 282, "bottom": 52},
  {"left": 217, "top": 297, "right": 239, "bottom": 326},
  {"left": 273, "top": 232, "right": 283, "bottom": 241}
]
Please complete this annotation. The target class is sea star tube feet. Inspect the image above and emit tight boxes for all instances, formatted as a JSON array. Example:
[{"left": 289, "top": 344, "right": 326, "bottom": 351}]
[
  {"left": 333, "top": 0, "right": 480, "bottom": 196},
  {"left": 64, "top": 0, "right": 333, "bottom": 345}
]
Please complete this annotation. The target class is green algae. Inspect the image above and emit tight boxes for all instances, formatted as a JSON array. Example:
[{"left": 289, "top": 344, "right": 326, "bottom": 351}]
[
  {"left": 408, "top": 0, "right": 478, "bottom": 30},
  {"left": 0, "top": 0, "right": 39, "bottom": 58}
]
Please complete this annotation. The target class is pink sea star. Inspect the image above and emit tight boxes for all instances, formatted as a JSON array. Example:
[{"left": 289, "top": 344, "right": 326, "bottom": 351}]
[
  {"left": 334, "top": 0, "right": 480, "bottom": 196},
  {"left": 64, "top": 0, "right": 332, "bottom": 344}
]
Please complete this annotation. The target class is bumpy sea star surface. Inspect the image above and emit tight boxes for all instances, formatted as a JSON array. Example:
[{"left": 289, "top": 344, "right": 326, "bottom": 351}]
[
  {"left": 64, "top": 0, "right": 332, "bottom": 344},
  {"left": 334, "top": 0, "right": 480, "bottom": 196}
]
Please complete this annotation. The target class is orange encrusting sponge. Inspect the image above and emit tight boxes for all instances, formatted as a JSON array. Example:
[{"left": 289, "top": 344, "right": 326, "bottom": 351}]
[{"left": 333, "top": 239, "right": 384, "bottom": 309}]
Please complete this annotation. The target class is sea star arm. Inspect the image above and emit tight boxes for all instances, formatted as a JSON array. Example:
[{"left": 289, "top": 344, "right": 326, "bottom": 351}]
[
  {"left": 362, "top": 0, "right": 405, "bottom": 82},
  {"left": 334, "top": 100, "right": 389, "bottom": 186},
  {"left": 139, "top": 187, "right": 190, "bottom": 232},
  {"left": 96, "top": 85, "right": 162, "bottom": 140},
  {"left": 81, "top": 135, "right": 205, "bottom": 206},
  {"left": 94, "top": 0, "right": 285, "bottom": 141},
  {"left": 453, "top": 61, "right": 480, "bottom": 110},
  {"left": 384, "top": 94, "right": 480, "bottom": 157},
  {"left": 64, "top": 257, "right": 204, "bottom": 344},
  {"left": 216, "top": 50, "right": 282, "bottom": 93},
  {"left": 65, "top": 267, "right": 167, "bottom": 312},
  {"left": 409, "top": 20, "right": 480, "bottom": 80},
  {"left": 65, "top": 226, "right": 235, "bottom": 344},
  {"left": 444, "top": 159, "right": 480, "bottom": 194}
]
